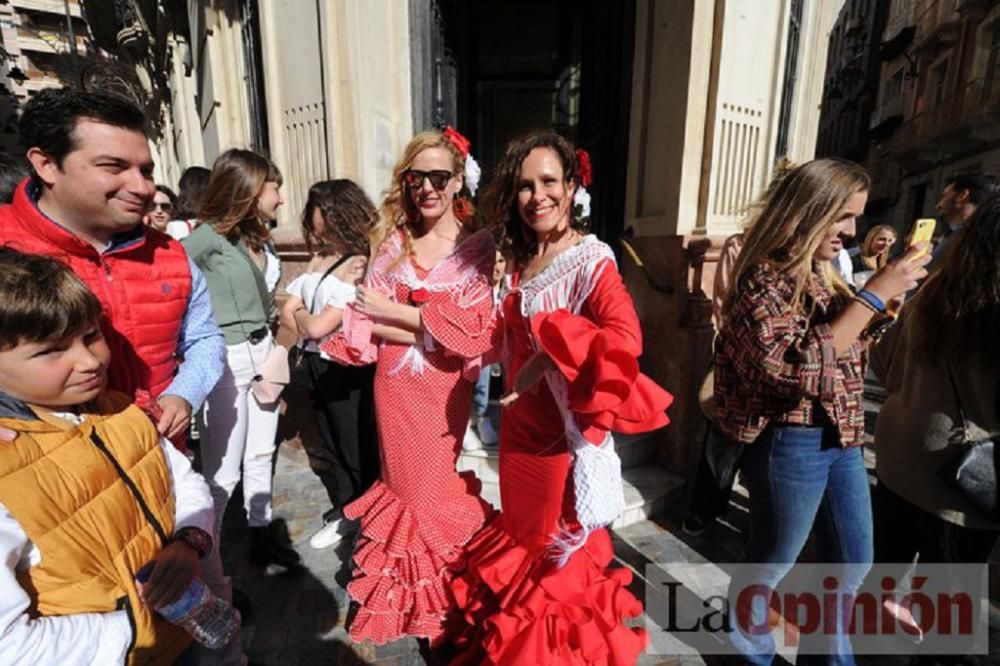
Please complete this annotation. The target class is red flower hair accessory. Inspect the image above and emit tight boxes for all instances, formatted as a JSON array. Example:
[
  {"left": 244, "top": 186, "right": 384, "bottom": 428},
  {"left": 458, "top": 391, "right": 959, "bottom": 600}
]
[
  {"left": 443, "top": 126, "right": 471, "bottom": 158},
  {"left": 576, "top": 148, "right": 593, "bottom": 187}
]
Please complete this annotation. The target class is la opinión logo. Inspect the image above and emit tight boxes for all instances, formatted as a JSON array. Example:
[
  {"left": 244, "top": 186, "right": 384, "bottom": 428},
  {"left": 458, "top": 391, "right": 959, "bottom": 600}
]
[{"left": 644, "top": 563, "right": 989, "bottom": 657}]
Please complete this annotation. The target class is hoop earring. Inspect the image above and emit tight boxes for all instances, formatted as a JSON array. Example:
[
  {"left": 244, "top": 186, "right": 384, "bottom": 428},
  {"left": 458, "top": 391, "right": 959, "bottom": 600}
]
[{"left": 453, "top": 195, "right": 471, "bottom": 223}]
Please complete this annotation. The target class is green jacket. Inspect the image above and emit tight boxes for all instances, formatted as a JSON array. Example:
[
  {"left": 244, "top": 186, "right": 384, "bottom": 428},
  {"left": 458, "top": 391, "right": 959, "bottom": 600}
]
[{"left": 182, "top": 223, "right": 278, "bottom": 345}]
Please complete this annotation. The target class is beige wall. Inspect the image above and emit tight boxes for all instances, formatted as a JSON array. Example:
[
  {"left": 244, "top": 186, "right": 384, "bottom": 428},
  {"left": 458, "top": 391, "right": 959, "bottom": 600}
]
[
  {"left": 153, "top": 0, "right": 413, "bottom": 236},
  {"left": 622, "top": 0, "right": 843, "bottom": 504},
  {"left": 627, "top": 0, "right": 842, "bottom": 239},
  {"left": 625, "top": 0, "right": 715, "bottom": 239},
  {"left": 260, "top": 0, "right": 413, "bottom": 232},
  {"left": 258, "top": 0, "right": 330, "bottom": 227},
  {"left": 151, "top": 0, "right": 255, "bottom": 185}
]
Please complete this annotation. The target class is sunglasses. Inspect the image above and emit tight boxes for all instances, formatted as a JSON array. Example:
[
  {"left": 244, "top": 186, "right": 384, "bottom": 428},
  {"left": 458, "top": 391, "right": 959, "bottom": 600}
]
[
  {"left": 151, "top": 201, "right": 174, "bottom": 212},
  {"left": 402, "top": 169, "right": 453, "bottom": 191}
]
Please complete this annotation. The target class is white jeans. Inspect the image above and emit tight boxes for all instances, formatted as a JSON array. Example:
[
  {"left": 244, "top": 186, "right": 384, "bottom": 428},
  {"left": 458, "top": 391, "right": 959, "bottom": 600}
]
[{"left": 198, "top": 336, "right": 281, "bottom": 536}]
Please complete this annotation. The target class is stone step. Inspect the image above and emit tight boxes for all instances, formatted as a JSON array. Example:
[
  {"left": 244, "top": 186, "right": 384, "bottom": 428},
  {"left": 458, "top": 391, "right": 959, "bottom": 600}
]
[
  {"left": 613, "top": 465, "right": 685, "bottom": 528},
  {"left": 474, "top": 464, "right": 683, "bottom": 530},
  {"left": 457, "top": 430, "right": 659, "bottom": 485}
]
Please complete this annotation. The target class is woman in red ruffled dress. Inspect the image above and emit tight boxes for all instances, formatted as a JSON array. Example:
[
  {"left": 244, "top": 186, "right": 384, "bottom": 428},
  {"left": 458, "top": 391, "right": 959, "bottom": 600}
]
[
  {"left": 448, "top": 131, "right": 673, "bottom": 664},
  {"left": 321, "top": 128, "right": 497, "bottom": 645}
]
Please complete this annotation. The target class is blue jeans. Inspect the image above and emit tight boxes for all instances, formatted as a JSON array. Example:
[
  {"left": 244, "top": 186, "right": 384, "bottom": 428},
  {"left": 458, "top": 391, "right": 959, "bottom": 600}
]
[
  {"left": 472, "top": 364, "right": 492, "bottom": 417},
  {"left": 728, "top": 424, "right": 873, "bottom": 665}
]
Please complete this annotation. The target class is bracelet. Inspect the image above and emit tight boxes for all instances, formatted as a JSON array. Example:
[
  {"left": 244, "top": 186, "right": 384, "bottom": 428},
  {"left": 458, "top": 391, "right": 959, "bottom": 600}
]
[
  {"left": 170, "top": 527, "right": 213, "bottom": 559},
  {"left": 853, "top": 295, "right": 880, "bottom": 314},
  {"left": 855, "top": 289, "right": 886, "bottom": 313}
]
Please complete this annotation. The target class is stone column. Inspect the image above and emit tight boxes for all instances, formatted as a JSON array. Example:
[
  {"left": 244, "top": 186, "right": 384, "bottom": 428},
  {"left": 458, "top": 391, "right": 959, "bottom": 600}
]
[{"left": 623, "top": 0, "right": 830, "bottom": 510}]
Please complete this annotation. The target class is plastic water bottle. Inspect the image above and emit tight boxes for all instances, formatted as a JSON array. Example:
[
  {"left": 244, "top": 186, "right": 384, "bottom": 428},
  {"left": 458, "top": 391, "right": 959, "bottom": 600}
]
[{"left": 136, "top": 563, "right": 241, "bottom": 650}]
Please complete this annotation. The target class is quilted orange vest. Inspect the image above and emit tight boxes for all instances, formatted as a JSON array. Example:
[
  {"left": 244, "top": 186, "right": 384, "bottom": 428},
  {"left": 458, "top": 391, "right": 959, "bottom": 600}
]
[
  {"left": 0, "top": 180, "right": 192, "bottom": 401},
  {"left": 0, "top": 392, "right": 191, "bottom": 664}
]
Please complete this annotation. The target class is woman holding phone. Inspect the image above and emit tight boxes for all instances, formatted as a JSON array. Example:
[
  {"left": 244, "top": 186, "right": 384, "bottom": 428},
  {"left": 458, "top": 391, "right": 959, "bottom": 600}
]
[{"left": 714, "top": 158, "right": 930, "bottom": 663}]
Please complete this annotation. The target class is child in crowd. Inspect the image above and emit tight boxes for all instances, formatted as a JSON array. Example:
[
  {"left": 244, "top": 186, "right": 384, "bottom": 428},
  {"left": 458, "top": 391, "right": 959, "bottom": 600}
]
[
  {"left": 0, "top": 248, "right": 217, "bottom": 664},
  {"left": 463, "top": 249, "right": 506, "bottom": 450}
]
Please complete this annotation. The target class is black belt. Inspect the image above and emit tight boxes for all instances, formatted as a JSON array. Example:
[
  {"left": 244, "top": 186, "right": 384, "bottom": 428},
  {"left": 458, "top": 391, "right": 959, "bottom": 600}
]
[{"left": 247, "top": 326, "right": 268, "bottom": 344}]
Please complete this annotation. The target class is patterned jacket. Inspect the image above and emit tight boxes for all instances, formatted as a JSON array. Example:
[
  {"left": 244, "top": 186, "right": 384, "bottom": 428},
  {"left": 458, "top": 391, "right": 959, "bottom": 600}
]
[{"left": 714, "top": 264, "right": 866, "bottom": 447}]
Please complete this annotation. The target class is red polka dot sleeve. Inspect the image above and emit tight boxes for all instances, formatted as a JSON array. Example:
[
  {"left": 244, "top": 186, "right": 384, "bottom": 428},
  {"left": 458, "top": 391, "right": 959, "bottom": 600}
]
[{"left": 420, "top": 238, "right": 501, "bottom": 360}]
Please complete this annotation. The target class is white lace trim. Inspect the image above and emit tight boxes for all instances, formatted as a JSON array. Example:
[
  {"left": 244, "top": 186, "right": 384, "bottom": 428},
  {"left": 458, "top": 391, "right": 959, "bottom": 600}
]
[
  {"left": 370, "top": 228, "right": 494, "bottom": 376},
  {"left": 518, "top": 235, "right": 615, "bottom": 321}
]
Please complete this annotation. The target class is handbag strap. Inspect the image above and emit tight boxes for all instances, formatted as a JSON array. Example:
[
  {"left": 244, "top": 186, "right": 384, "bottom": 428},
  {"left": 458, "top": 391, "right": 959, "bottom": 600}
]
[
  {"left": 944, "top": 360, "right": 973, "bottom": 442},
  {"left": 309, "top": 253, "right": 355, "bottom": 313},
  {"left": 945, "top": 356, "right": 1000, "bottom": 438}
]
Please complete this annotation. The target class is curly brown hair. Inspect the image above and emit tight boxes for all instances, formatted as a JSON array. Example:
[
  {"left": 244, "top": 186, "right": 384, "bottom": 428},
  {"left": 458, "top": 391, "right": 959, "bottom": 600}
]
[
  {"left": 909, "top": 193, "right": 1000, "bottom": 363},
  {"left": 369, "top": 130, "right": 478, "bottom": 267},
  {"left": 301, "top": 179, "right": 375, "bottom": 257},
  {"left": 479, "top": 130, "right": 585, "bottom": 265}
]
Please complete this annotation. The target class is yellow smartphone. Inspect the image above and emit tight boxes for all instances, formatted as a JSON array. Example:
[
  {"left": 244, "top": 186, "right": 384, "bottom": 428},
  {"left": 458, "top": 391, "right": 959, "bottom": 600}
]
[{"left": 907, "top": 218, "right": 936, "bottom": 261}]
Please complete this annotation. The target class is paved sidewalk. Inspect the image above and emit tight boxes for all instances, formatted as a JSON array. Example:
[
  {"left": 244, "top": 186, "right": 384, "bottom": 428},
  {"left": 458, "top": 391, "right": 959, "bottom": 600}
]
[
  {"left": 214, "top": 392, "right": 425, "bottom": 665},
  {"left": 207, "top": 384, "right": 999, "bottom": 665}
]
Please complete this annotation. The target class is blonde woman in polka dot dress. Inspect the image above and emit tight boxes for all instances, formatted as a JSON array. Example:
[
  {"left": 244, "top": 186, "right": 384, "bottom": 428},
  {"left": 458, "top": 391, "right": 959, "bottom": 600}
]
[{"left": 322, "top": 128, "right": 498, "bottom": 645}]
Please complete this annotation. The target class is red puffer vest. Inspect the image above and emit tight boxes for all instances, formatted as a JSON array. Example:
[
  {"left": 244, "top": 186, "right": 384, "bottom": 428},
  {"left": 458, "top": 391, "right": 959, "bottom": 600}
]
[{"left": 0, "top": 180, "right": 191, "bottom": 401}]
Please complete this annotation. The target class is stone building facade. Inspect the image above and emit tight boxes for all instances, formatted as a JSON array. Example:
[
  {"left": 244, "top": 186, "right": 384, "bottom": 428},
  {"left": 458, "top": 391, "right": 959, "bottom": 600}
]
[{"left": 1, "top": 0, "right": 845, "bottom": 509}]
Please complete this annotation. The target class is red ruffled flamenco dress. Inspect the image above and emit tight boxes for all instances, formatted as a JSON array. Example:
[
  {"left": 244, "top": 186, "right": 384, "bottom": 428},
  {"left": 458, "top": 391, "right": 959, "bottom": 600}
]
[
  {"left": 448, "top": 236, "right": 674, "bottom": 665},
  {"left": 322, "top": 228, "right": 499, "bottom": 645}
]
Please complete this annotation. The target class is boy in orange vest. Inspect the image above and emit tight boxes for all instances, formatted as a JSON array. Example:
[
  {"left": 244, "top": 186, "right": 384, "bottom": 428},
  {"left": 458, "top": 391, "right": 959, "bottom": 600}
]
[{"left": 0, "top": 248, "right": 217, "bottom": 664}]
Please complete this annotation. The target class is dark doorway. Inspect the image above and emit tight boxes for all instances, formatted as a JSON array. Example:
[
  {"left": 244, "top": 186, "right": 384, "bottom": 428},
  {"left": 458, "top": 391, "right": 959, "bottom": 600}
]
[{"left": 412, "top": 0, "right": 635, "bottom": 247}]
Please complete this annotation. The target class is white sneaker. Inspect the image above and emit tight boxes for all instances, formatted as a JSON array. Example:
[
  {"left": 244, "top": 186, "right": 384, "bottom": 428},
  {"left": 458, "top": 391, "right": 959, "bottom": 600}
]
[
  {"left": 309, "top": 517, "right": 345, "bottom": 550},
  {"left": 463, "top": 422, "right": 483, "bottom": 451},
  {"left": 477, "top": 415, "right": 499, "bottom": 446}
]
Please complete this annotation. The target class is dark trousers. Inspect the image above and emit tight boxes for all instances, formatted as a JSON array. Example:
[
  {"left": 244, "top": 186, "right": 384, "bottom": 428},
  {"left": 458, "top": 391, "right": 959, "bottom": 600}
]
[
  {"left": 688, "top": 424, "right": 741, "bottom": 522},
  {"left": 306, "top": 353, "right": 379, "bottom": 519},
  {"left": 873, "top": 482, "right": 999, "bottom": 564},
  {"left": 873, "top": 482, "right": 998, "bottom": 665}
]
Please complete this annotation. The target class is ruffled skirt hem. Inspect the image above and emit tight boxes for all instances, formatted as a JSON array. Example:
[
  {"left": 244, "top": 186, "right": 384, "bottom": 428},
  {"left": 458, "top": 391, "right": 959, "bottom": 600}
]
[
  {"left": 343, "top": 480, "right": 491, "bottom": 645},
  {"left": 447, "top": 518, "right": 648, "bottom": 665}
]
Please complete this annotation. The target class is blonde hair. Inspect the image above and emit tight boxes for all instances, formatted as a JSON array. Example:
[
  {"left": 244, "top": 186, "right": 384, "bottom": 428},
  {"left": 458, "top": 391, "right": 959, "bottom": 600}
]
[
  {"left": 861, "top": 224, "right": 897, "bottom": 259},
  {"left": 199, "top": 149, "right": 283, "bottom": 251},
  {"left": 369, "top": 130, "right": 477, "bottom": 268},
  {"left": 724, "top": 158, "right": 870, "bottom": 319}
]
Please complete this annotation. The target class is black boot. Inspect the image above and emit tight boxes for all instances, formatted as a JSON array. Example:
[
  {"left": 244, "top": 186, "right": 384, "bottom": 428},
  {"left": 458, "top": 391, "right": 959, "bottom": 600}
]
[{"left": 248, "top": 525, "right": 301, "bottom": 568}]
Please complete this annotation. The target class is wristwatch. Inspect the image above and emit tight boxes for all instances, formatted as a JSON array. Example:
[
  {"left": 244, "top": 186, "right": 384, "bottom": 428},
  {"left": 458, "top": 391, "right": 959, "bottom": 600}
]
[{"left": 170, "top": 526, "right": 213, "bottom": 559}]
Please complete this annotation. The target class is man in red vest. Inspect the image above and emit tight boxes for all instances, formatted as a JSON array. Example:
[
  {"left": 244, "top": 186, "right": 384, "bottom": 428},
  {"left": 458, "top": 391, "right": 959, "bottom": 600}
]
[{"left": 0, "top": 89, "right": 225, "bottom": 445}]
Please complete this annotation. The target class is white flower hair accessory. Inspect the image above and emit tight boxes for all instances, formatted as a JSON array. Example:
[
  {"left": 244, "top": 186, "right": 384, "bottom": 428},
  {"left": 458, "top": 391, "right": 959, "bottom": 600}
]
[
  {"left": 442, "top": 125, "right": 480, "bottom": 195},
  {"left": 573, "top": 186, "right": 591, "bottom": 220},
  {"left": 464, "top": 153, "right": 481, "bottom": 196},
  {"left": 573, "top": 147, "right": 593, "bottom": 223}
]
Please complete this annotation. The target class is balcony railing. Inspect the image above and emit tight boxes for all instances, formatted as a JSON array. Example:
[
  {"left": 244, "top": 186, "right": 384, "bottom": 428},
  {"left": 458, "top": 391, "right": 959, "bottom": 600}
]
[
  {"left": 14, "top": 25, "right": 86, "bottom": 53},
  {"left": 9, "top": 0, "right": 83, "bottom": 19},
  {"left": 869, "top": 94, "right": 905, "bottom": 139},
  {"left": 891, "top": 77, "right": 1000, "bottom": 155},
  {"left": 914, "top": 0, "right": 960, "bottom": 52}
]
